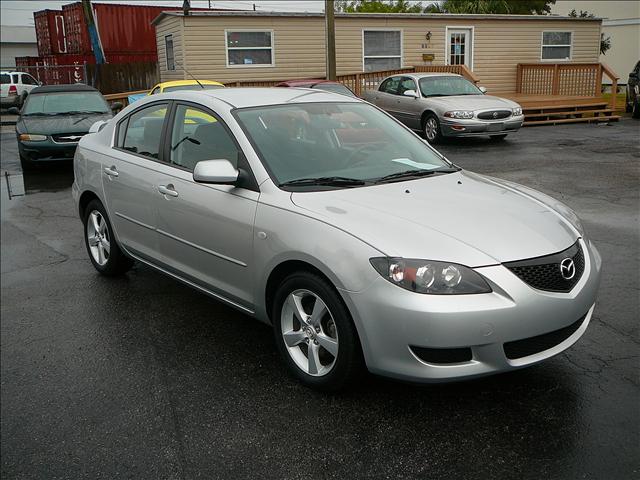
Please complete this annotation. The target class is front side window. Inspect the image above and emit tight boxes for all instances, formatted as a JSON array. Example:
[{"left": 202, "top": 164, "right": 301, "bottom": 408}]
[
  {"left": 542, "top": 31, "right": 572, "bottom": 60},
  {"left": 165, "top": 35, "right": 175, "bottom": 71},
  {"left": 235, "top": 102, "right": 451, "bottom": 188},
  {"left": 170, "top": 104, "right": 239, "bottom": 171},
  {"left": 21, "top": 74, "right": 37, "bottom": 85},
  {"left": 226, "top": 31, "right": 273, "bottom": 67},
  {"left": 22, "top": 92, "right": 110, "bottom": 115},
  {"left": 121, "top": 103, "right": 168, "bottom": 160},
  {"left": 363, "top": 30, "right": 402, "bottom": 72},
  {"left": 398, "top": 77, "right": 417, "bottom": 95},
  {"left": 419, "top": 76, "right": 481, "bottom": 97}
]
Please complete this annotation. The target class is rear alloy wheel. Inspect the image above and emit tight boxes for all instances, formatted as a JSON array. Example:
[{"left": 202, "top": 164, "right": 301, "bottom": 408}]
[
  {"left": 423, "top": 113, "right": 442, "bottom": 144},
  {"left": 83, "top": 199, "right": 133, "bottom": 276},
  {"left": 273, "top": 272, "right": 363, "bottom": 391}
]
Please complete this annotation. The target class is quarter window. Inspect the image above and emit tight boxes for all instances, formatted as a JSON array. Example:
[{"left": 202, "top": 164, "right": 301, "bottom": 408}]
[
  {"left": 226, "top": 31, "right": 274, "bottom": 67},
  {"left": 165, "top": 35, "right": 175, "bottom": 71},
  {"left": 121, "top": 103, "right": 168, "bottom": 160},
  {"left": 542, "top": 32, "right": 572, "bottom": 60},
  {"left": 170, "top": 104, "right": 240, "bottom": 171},
  {"left": 363, "top": 30, "right": 402, "bottom": 72}
]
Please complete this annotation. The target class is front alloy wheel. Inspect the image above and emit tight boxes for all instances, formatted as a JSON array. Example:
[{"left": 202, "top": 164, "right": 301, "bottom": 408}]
[{"left": 424, "top": 113, "right": 442, "bottom": 144}]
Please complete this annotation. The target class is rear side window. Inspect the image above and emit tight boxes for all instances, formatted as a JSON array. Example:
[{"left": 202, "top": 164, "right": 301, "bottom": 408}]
[
  {"left": 0, "top": 74, "right": 10, "bottom": 84},
  {"left": 379, "top": 77, "right": 400, "bottom": 95},
  {"left": 120, "top": 103, "right": 169, "bottom": 160}
]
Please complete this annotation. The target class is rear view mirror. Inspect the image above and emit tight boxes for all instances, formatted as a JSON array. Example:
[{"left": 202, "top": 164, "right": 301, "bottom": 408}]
[
  {"left": 193, "top": 159, "right": 239, "bottom": 185},
  {"left": 403, "top": 89, "right": 419, "bottom": 98},
  {"left": 478, "top": 86, "right": 487, "bottom": 94}
]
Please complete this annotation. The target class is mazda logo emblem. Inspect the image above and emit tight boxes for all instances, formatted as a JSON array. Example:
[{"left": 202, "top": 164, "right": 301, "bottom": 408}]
[
  {"left": 492, "top": 111, "right": 499, "bottom": 118},
  {"left": 559, "top": 258, "right": 576, "bottom": 280}
]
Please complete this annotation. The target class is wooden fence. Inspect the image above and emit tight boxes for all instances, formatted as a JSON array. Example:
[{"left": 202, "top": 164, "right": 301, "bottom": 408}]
[
  {"left": 516, "top": 62, "right": 619, "bottom": 108},
  {"left": 87, "top": 62, "right": 159, "bottom": 95}
]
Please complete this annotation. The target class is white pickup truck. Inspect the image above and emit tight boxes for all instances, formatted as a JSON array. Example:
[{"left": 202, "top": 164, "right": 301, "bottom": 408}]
[{"left": 1, "top": 71, "right": 41, "bottom": 109}]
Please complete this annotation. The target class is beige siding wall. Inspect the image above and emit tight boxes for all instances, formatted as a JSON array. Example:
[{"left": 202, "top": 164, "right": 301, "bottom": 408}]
[
  {"left": 156, "top": 14, "right": 601, "bottom": 93},
  {"left": 156, "top": 16, "right": 185, "bottom": 81}
]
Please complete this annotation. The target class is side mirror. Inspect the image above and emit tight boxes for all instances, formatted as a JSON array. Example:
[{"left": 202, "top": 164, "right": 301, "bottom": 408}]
[
  {"left": 8, "top": 107, "right": 20, "bottom": 115},
  {"left": 193, "top": 159, "right": 239, "bottom": 185},
  {"left": 478, "top": 86, "right": 487, "bottom": 94},
  {"left": 111, "top": 101, "right": 123, "bottom": 112},
  {"left": 403, "top": 89, "right": 419, "bottom": 98},
  {"left": 38, "top": 81, "right": 43, "bottom": 86}
]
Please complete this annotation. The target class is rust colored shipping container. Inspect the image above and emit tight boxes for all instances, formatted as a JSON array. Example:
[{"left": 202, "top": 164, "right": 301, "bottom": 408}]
[
  {"left": 62, "top": 2, "right": 178, "bottom": 57},
  {"left": 34, "top": 10, "right": 67, "bottom": 56}
]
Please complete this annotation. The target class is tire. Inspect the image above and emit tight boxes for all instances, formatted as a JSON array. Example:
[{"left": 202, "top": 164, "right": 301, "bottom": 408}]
[
  {"left": 423, "top": 113, "right": 443, "bottom": 144},
  {"left": 19, "top": 153, "right": 35, "bottom": 172},
  {"left": 632, "top": 100, "right": 640, "bottom": 119},
  {"left": 83, "top": 199, "right": 133, "bottom": 276},
  {"left": 490, "top": 134, "right": 508, "bottom": 141},
  {"left": 272, "top": 271, "right": 363, "bottom": 391}
]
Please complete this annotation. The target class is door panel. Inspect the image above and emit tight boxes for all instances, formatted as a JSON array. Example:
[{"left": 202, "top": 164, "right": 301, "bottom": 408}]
[{"left": 393, "top": 77, "right": 422, "bottom": 129}]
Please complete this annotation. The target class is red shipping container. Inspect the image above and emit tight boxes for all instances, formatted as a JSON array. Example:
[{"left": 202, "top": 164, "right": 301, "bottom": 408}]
[{"left": 34, "top": 10, "right": 67, "bottom": 56}]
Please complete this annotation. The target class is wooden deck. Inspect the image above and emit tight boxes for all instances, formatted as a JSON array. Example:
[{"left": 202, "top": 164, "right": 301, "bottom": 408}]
[{"left": 497, "top": 94, "right": 620, "bottom": 126}]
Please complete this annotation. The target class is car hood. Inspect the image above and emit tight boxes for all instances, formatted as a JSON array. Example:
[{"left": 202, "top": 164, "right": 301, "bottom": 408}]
[
  {"left": 17, "top": 112, "right": 112, "bottom": 135},
  {"left": 425, "top": 95, "right": 518, "bottom": 111},
  {"left": 290, "top": 171, "right": 579, "bottom": 267}
]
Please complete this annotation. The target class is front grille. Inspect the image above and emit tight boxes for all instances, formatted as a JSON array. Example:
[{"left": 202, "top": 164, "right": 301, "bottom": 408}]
[
  {"left": 51, "top": 133, "right": 86, "bottom": 144},
  {"left": 503, "top": 313, "right": 587, "bottom": 360},
  {"left": 477, "top": 110, "right": 512, "bottom": 120},
  {"left": 410, "top": 346, "right": 472, "bottom": 364},
  {"left": 504, "top": 241, "right": 584, "bottom": 293}
]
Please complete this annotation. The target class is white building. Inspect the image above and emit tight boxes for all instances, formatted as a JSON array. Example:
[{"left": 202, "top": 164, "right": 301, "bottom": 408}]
[
  {"left": 552, "top": 0, "right": 640, "bottom": 85},
  {"left": 0, "top": 25, "right": 38, "bottom": 68}
]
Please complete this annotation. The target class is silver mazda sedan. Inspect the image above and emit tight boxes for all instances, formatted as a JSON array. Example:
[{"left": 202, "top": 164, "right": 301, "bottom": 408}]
[{"left": 73, "top": 88, "right": 601, "bottom": 391}]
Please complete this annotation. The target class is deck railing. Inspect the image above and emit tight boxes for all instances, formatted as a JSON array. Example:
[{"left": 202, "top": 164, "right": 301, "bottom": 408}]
[
  {"left": 516, "top": 62, "right": 620, "bottom": 109},
  {"left": 102, "top": 64, "right": 479, "bottom": 107}
]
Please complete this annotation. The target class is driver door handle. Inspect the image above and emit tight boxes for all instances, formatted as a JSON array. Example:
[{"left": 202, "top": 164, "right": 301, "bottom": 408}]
[
  {"left": 104, "top": 166, "right": 118, "bottom": 177},
  {"left": 158, "top": 184, "right": 179, "bottom": 197}
]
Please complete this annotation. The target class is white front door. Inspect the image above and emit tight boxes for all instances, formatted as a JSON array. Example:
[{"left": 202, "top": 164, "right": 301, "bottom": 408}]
[{"left": 446, "top": 28, "right": 473, "bottom": 69}]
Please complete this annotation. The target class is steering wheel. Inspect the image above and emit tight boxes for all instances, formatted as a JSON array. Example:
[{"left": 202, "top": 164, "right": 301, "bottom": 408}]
[{"left": 344, "top": 143, "right": 384, "bottom": 168}]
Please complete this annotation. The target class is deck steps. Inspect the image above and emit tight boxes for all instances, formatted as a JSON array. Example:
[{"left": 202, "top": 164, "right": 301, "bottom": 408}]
[{"left": 524, "top": 115, "right": 620, "bottom": 126}]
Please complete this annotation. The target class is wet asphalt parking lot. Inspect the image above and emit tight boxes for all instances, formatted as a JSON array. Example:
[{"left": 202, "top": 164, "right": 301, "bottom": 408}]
[{"left": 1, "top": 119, "right": 638, "bottom": 480}]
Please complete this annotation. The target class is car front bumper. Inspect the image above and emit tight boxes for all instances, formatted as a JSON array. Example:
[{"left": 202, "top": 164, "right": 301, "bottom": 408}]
[
  {"left": 441, "top": 115, "right": 525, "bottom": 137},
  {"left": 18, "top": 139, "right": 78, "bottom": 162},
  {"left": 342, "top": 238, "right": 601, "bottom": 383}
]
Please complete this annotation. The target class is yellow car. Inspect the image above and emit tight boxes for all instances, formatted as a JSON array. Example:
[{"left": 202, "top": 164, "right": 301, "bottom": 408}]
[{"left": 148, "top": 80, "right": 225, "bottom": 95}]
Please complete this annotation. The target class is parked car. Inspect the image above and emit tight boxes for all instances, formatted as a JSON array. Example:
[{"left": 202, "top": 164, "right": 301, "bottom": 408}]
[
  {"left": 1, "top": 71, "right": 41, "bottom": 108},
  {"left": 149, "top": 80, "right": 225, "bottom": 94},
  {"left": 362, "top": 73, "right": 524, "bottom": 143},
  {"left": 12, "top": 84, "right": 116, "bottom": 171},
  {"left": 626, "top": 60, "right": 640, "bottom": 119},
  {"left": 276, "top": 79, "right": 357, "bottom": 97},
  {"left": 73, "top": 88, "right": 600, "bottom": 391}
]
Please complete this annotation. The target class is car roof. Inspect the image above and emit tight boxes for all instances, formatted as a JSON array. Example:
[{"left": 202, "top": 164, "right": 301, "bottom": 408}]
[
  {"left": 30, "top": 83, "right": 100, "bottom": 94},
  {"left": 277, "top": 79, "right": 340, "bottom": 87},
  {"left": 164, "top": 87, "right": 361, "bottom": 109},
  {"left": 157, "top": 80, "right": 224, "bottom": 89}
]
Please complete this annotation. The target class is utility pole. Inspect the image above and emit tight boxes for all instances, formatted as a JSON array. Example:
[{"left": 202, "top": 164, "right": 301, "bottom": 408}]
[{"left": 325, "top": 0, "right": 336, "bottom": 80}]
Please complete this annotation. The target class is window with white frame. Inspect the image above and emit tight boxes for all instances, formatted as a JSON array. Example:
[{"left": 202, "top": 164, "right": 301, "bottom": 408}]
[
  {"left": 165, "top": 35, "right": 175, "bottom": 71},
  {"left": 226, "top": 31, "right": 274, "bottom": 67},
  {"left": 363, "top": 30, "right": 402, "bottom": 72},
  {"left": 541, "top": 31, "right": 572, "bottom": 60}
]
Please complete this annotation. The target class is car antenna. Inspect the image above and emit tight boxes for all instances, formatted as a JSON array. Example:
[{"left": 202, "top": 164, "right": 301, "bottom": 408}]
[{"left": 175, "top": 60, "right": 204, "bottom": 89}]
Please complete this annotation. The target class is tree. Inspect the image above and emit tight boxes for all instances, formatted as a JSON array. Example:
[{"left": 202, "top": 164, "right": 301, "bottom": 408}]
[
  {"left": 568, "top": 9, "right": 612, "bottom": 54},
  {"left": 334, "top": 0, "right": 426, "bottom": 13},
  {"left": 436, "top": 0, "right": 556, "bottom": 14}
]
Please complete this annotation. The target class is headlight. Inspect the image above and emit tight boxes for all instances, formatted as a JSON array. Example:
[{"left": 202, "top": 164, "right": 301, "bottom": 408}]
[
  {"left": 443, "top": 111, "right": 474, "bottom": 119},
  {"left": 19, "top": 134, "right": 47, "bottom": 141},
  {"left": 369, "top": 257, "right": 492, "bottom": 295},
  {"left": 512, "top": 107, "right": 523, "bottom": 116}
]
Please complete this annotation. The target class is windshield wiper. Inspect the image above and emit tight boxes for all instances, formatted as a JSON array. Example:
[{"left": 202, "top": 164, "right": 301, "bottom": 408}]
[
  {"left": 374, "top": 168, "right": 458, "bottom": 184},
  {"left": 22, "top": 112, "right": 60, "bottom": 116},
  {"left": 423, "top": 94, "right": 448, "bottom": 98},
  {"left": 66, "top": 110, "right": 108, "bottom": 115},
  {"left": 279, "top": 176, "right": 366, "bottom": 187}
]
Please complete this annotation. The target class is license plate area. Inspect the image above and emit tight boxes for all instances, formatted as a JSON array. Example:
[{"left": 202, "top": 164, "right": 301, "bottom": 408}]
[{"left": 487, "top": 122, "right": 504, "bottom": 132}]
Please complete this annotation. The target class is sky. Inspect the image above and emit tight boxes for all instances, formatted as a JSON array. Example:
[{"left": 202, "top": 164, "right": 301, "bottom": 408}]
[{"left": 0, "top": 0, "right": 330, "bottom": 25}]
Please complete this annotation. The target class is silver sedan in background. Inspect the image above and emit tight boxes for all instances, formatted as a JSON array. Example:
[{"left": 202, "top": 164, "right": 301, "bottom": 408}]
[
  {"left": 363, "top": 73, "right": 524, "bottom": 142},
  {"left": 73, "top": 88, "right": 599, "bottom": 391}
]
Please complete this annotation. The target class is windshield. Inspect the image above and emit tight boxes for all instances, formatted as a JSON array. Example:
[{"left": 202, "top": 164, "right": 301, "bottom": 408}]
[
  {"left": 311, "top": 83, "right": 356, "bottom": 97},
  {"left": 234, "top": 102, "right": 452, "bottom": 188},
  {"left": 164, "top": 84, "right": 223, "bottom": 92},
  {"left": 419, "top": 76, "right": 481, "bottom": 97},
  {"left": 22, "top": 91, "right": 109, "bottom": 115}
]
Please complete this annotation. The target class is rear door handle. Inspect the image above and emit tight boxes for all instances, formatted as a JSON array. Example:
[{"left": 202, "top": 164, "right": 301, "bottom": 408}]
[
  {"left": 104, "top": 165, "right": 118, "bottom": 177},
  {"left": 158, "top": 184, "right": 179, "bottom": 197}
]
